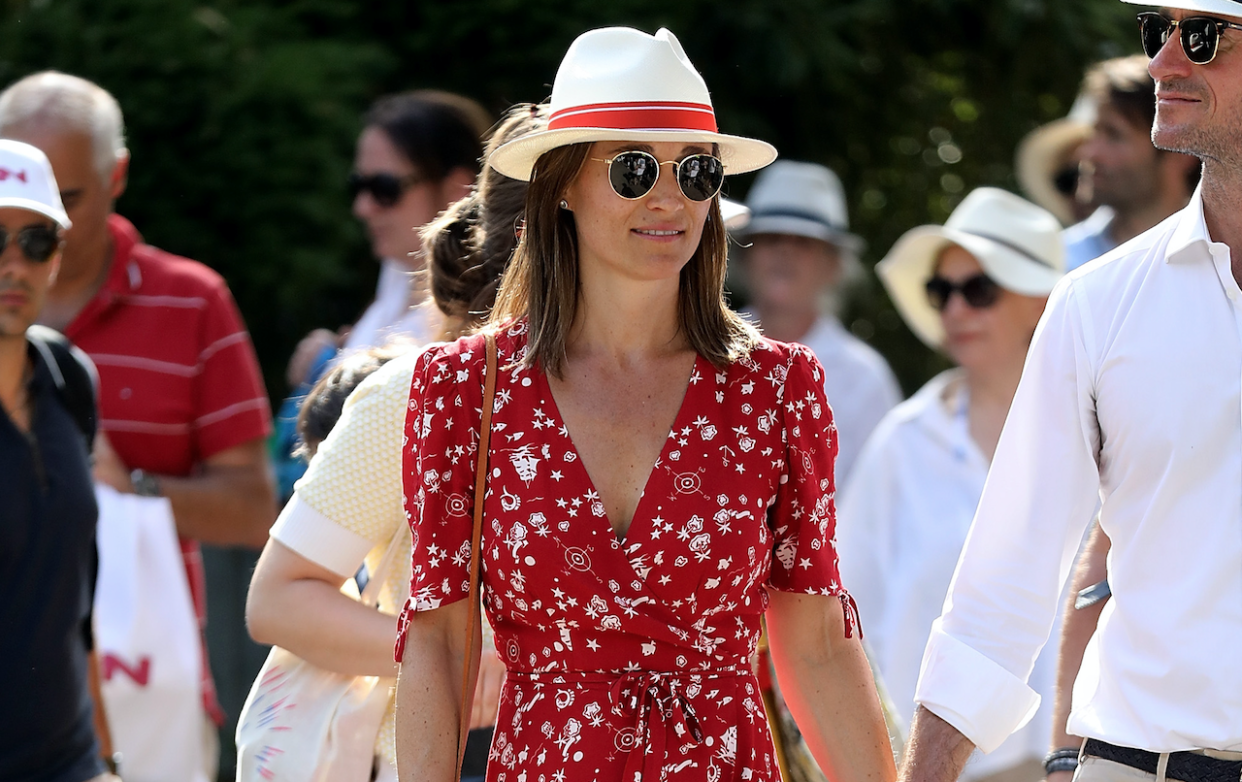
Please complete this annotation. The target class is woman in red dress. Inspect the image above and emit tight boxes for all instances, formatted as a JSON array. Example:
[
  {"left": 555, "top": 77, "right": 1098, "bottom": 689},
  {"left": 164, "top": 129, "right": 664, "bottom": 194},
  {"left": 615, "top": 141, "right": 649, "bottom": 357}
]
[{"left": 394, "top": 26, "right": 897, "bottom": 782}]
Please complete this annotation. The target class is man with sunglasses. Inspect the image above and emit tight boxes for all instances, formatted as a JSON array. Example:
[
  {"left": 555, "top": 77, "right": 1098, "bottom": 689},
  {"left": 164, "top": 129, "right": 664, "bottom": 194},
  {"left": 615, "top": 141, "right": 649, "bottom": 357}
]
[
  {"left": 0, "top": 139, "right": 120, "bottom": 782},
  {"left": 899, "top": 3, "right": 1242, "bottom": 782},
  {"left": 0, "top": 72, "right": 275, "bottom": 778}
]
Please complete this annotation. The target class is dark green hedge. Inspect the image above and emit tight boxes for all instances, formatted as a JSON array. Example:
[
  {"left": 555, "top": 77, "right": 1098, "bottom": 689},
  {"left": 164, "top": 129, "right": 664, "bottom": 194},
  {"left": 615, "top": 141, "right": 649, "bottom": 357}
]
[{"left": 1, "top": 0, "right": 1139, "bottom": 397}]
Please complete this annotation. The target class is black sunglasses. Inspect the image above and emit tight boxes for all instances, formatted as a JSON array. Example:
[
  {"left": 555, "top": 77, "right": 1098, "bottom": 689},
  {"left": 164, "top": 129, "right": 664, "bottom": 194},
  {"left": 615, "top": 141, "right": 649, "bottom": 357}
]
[
  {"left": 347, "top": 171, "right": 425, "bottom": 208},
  {"left": 590, "top": 150, "right": 725, "bottom": 202},
  {"left": 1138, "top": 12, "right": 1242, "bottom": 65},
  {"left": 0, "top": 224, "right": 61, "bottom": 264},
  {"left": 925, "top": 273, "right": 1002, "bottom": 312}
]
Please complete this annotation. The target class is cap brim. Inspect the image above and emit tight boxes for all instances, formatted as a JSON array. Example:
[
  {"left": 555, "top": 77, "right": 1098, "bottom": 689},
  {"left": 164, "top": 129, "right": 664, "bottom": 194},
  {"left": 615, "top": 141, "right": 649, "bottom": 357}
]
[
  {"left": 1015, "top": 119, "right": 1092, "bottom": 226},
  {"left": 735, "top": 215, "right": 865, "bottom": 255},
  {"left": 1120, "top": 0, "right": 1242, "bottom": 16},
  {"left": 488, "top": 127, "right": 778, "bottom": 181},
  {"left": 0, "top": 197, "right": 71, "bottom": 229},
  {"left": 877, "top": 226, "right": 1062, "bottom": 349}
]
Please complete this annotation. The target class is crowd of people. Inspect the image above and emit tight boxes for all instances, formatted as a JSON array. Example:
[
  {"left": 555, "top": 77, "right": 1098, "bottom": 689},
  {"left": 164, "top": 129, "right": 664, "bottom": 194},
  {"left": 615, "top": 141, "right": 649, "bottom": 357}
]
[{"left": 2, "top": 0, "right": 1240, "bottom": 780}]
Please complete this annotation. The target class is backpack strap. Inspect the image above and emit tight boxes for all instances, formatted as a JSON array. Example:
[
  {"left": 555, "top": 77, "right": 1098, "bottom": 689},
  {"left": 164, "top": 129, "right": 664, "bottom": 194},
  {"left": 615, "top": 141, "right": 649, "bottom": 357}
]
[{"left": 26, "top": 325, "right": 99, "bottom": 449}]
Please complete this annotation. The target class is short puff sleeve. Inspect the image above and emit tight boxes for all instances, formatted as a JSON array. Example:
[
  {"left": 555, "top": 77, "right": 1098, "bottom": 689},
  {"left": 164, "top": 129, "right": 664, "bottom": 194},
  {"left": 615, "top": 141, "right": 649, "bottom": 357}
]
[{"left": 766, "top": 344, "right": 860, "bottom": 637}]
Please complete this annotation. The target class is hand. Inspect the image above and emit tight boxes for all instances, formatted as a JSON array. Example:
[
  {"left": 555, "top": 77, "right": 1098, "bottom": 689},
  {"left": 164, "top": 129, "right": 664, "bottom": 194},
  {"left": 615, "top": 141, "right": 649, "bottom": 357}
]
[
  {"left": 286, "top": 328, "right": 341, "bottom": 388},
  {"left": 92, "top": 432, "right": 133, "bottom": 493},
  {"left": 470, "top": 646, "right": 505, "bottom": 729}
]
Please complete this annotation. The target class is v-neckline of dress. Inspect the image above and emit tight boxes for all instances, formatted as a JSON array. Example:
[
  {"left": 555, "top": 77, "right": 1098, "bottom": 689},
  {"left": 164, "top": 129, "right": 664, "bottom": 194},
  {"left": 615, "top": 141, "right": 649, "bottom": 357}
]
[{"left": 537, "top": 353, "right": 704, "bottom": 548}]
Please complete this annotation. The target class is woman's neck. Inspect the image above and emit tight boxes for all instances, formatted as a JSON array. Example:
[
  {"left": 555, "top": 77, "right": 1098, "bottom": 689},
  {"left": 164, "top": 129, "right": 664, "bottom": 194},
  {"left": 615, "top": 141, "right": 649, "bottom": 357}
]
[
  {"left": 962, "top": 353, "right": 1026, "bottom": 461},
  {"left": 568, "top": 270, "right": 687, "bottom": 362}
]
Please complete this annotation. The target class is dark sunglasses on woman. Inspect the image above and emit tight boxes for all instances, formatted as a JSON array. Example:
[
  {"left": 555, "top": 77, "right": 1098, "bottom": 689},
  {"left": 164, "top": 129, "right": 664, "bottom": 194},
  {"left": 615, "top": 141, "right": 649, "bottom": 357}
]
[
  {"left": 347, "top": 171, "right": 425, "bottom": 208},
  {"left": 591, "top": 150, "right": 725, "bottom": 202},
  {"left": 0, "top": 224, "right": 61, "bottom": 263},
  {"left": 1138, "top": 12, "right": 1242, "bottom": 65},
  {"left": 925, "top": 273, "right": 1002, "bottom": 311}
]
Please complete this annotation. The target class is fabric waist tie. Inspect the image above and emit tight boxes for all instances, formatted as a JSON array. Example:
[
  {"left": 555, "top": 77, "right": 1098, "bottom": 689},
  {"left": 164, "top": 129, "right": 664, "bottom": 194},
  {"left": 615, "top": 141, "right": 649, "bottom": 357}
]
[{"left": 507, "top": 664, "right": 752, "bottom": 781}]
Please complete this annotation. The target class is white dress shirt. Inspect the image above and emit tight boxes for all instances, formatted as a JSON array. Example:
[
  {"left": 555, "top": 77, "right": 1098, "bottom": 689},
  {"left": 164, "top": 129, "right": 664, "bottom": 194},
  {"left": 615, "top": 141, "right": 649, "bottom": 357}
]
[
  {"left": 342, "top": 258, "right": 440, "bottom": 355},
  {"left": 915, "top": 188, "right": 1242, "bottom": 754},
  {"left": 795, "top": 315, "right": 902, "bottom": 485},
  {"left": 839, "top": 371, "right": 1057, "bottom": 779}
]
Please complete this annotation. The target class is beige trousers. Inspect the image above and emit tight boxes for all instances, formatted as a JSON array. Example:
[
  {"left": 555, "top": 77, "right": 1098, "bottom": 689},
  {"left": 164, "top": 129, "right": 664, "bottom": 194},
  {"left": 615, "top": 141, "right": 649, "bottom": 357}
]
[{"left": 1074, "top": 755, "right": 1186, "bottom": 782}]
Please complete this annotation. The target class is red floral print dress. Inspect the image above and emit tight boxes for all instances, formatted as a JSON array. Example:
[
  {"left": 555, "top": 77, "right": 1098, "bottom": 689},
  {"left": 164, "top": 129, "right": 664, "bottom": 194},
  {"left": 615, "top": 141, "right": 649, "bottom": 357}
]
[{"left": 396, "top": 322, "right": 858, "bottom": 782}]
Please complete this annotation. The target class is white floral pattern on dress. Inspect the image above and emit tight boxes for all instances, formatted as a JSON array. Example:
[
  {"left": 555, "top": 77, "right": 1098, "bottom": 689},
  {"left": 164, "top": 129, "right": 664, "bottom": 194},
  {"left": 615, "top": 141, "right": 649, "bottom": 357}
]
[{"left": 396, "top": 322, "right": 857, "bottom": 782}]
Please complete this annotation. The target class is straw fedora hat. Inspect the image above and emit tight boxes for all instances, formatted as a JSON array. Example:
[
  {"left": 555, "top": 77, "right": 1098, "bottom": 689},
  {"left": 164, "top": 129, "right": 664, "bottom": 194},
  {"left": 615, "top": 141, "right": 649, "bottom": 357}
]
[
  {"left": 735, "top": 160, "right": 864, "bottom": 255},
  {"left": 1121, "top": 0, "right": 1242, "bottom": 14},
  {"left": 877, "top": 187, "right": 1064, "bottom": 349},
  {"left": 489, "top": 27, "right": 777, "bottom": 181},
  {"left": 1015, "top": 94, "right": 1098, "bottom": 226}
]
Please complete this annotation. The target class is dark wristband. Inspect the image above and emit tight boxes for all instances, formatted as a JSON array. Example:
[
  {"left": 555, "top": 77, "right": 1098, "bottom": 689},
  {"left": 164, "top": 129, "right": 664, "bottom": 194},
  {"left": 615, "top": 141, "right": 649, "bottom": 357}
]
[{"left": 1045, "top": 747, "right": 1080, "bottom": 775}]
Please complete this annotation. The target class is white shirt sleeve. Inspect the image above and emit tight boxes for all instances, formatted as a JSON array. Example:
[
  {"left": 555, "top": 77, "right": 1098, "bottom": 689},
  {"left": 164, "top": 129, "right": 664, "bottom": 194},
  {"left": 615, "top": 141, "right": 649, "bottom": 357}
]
[{"left": 915, "top": 277, "right": 1103, "bottom": 753}]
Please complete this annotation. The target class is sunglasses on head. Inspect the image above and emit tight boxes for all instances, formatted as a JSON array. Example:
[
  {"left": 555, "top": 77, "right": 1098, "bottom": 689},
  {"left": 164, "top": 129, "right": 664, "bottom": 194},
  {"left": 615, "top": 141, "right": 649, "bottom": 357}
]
[
  {"left": 347, "top": 171, "right": 425, "bottom": 208},
  {"left": 590, "top": 150, "right": 725, "bottom": 202},
  {"left": 0, "top": 224, "right": 61, "bottom": 264},
  {"left": 1138, "top": 12, "right": 1242, "bottom": 65},
  {"left": 925, "top": 273, "right": 1002, "bottom": 312}
]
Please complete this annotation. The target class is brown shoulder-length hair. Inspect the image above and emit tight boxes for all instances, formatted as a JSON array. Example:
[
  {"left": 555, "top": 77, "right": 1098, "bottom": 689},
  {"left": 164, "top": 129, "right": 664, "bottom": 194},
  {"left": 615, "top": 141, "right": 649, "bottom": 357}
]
[{"left": 488, "top": 142, "right": 760, "bottom": 376}]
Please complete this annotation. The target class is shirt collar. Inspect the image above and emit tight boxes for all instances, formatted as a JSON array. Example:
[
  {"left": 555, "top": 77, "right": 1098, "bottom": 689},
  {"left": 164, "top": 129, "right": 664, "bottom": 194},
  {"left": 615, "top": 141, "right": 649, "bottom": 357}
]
[
  {"left": 1166, "top": 184, "right": 1217, "bottom": 265},
  {"left": 101, "top": 213, "right": 144, "bottom": 293}
]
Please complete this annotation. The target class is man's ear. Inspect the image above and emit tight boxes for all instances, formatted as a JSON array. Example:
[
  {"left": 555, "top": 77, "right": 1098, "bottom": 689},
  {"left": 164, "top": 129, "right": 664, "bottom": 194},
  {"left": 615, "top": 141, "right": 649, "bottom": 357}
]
[{"left": 108, "top": 151, "right": 130, "bottom": 202}]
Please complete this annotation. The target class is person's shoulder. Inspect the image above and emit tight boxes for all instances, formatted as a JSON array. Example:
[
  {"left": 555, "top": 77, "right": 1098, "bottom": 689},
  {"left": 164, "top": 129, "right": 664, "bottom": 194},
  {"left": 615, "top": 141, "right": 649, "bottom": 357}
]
[
  {"left": 861, "top": 370, "right": 958, "bottom": 453},
  {"left": 412, "top": 322, "right": 530, "bottom": 384},
  {"left": 116, "top": 219, "right": 231, "bottom": 300}
]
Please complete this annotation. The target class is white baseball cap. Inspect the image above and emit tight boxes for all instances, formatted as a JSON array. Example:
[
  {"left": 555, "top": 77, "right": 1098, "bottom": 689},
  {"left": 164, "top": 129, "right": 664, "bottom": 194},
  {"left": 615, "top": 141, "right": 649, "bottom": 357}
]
[
  {"left": 0, "top": 139, "right": 70, "bottom": 229},
  {"left": 489, "top": 27, "right": 777, "bottom": 181},
  {"left": 877, "top": 187, "right": 1064, "bottom": 349},
  {"left": 1120, "top": 0, "right": 1242, "bottom": 16},
  {"left": 734, "top": 160, "right": 864, "bottom": 254}
]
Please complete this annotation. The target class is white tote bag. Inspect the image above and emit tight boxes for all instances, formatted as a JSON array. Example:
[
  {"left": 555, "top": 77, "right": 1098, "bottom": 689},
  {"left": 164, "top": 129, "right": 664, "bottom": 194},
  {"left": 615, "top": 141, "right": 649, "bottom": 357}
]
[
  {"left": 235, "top": 529, "right": 405, "bottom": 782},
  {"left": 93, "top": 484, "right": 209, "bottom": 782}
]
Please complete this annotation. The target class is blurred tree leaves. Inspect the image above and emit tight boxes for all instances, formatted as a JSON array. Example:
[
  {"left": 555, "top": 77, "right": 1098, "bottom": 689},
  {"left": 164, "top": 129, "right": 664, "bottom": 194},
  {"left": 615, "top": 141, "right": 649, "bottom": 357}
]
[{"left": 1, "top": 0, "right": 1140, "bottom": 396}]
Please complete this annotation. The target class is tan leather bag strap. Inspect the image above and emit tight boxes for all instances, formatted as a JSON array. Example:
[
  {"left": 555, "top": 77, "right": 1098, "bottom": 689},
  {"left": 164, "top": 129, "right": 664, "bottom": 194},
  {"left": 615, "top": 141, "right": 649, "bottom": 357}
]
[{"left": 457, "top": 333, "right": 496, "bottom": 779}]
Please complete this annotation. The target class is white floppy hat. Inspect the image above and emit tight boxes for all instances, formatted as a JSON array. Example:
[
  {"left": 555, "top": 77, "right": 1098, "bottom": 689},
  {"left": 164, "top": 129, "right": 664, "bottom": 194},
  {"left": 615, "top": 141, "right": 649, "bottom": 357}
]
[
  {"left": 1015, "top": 94, "right": 1097, "bottom": 226},
  {"left": 877, "top": 187, "right": 1064, "bottom": 349},
  {"left": 1120, "top": 0, "right": 1242, "bottom": 15},
  {"left": 489, "top": 27, "right": 777, "bottom": 181},
  {"left": 0, "top": 139, "right": 70, "bottom": 229},
  {"left": 735, "top": 160, "right": 864, "bottom": 254}
]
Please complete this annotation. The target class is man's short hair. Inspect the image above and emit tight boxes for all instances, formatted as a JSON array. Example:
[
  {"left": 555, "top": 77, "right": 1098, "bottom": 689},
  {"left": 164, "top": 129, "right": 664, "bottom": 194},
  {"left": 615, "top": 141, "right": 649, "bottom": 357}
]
[
  {"left": 0, "top": 71, "right": 127, "bottom": 184},
  {"left": 1082, "top": 55, "right": 1156, "bottom": 134}
]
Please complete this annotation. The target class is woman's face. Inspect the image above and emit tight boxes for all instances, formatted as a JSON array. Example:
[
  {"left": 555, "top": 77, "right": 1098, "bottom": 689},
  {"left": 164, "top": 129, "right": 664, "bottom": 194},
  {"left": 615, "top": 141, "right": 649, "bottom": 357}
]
[
  {"left": 351, "top": 126, "right": 448, "bottom": 267},
  {"left": 934, "top": 244, "right": 1048, "bottom": 372},
  {"left": 561, "top": 140, "right": 714, "bottom": 287}
]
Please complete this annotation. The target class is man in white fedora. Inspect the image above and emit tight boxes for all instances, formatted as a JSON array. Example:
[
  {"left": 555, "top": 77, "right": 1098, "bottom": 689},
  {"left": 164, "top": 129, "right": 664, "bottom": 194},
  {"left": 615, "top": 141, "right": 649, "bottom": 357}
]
[
  {"left": 899, "top": 1, "right": 1242, "bottom": 781},
  {"left": 838, "top": 187, "right": 1064, "bottom": 782},
  {"left": 734, "top": 160, "right": 901, "bottom": 485}
]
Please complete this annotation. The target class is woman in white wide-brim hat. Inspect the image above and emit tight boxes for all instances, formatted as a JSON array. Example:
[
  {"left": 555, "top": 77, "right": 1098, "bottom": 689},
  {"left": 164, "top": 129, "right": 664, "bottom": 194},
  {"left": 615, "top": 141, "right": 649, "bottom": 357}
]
[
  {"left": 837, "top": 187, "right": 1065, "bottom": 782},
  {"left": 394, "top": 26, "right": 896, "bottom": 782}
]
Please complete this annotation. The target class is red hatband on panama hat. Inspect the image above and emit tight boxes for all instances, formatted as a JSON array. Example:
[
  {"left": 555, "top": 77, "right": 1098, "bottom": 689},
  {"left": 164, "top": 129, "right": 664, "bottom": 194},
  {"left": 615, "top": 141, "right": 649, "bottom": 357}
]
[{"left": 488, "top": 27, "right": 777, "bottom": 181}]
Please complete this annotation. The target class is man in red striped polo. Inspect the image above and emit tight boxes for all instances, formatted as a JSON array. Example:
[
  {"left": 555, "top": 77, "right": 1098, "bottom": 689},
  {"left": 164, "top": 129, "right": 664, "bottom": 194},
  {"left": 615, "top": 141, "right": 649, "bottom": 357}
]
[{"left": 0, "top": 72, "right": 274, "bottom": 776}]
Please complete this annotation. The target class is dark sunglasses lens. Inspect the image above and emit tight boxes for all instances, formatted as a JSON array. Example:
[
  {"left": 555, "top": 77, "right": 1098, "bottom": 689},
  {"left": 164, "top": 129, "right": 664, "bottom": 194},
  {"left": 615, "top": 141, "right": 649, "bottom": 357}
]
[
  {"left": 348, "top": 173, "right": 404, "bottom": 207},
  {"left": 608, "top": 152, "right": 659, "bottom": 199},
  {"left": 1181, "top": 18, "right": 1219, "bottom": 64},
  {"left": 4, "top": 226, "right": 59, "bottom": 263},
  {"left": 961, "top": 275, "right": 1001, "bottom": 308},
  {"left": 676, "top": 155, "right": 724, "bottom": 202},
  {"left": 1139, "top": 14, "right": 1171, "bottom": 58},
  {"left": 925, "top": 278, "right": 952, "bottom": 311},
  {"left": 1053, "top": 166, "right": 1079, "bottom": 197}
]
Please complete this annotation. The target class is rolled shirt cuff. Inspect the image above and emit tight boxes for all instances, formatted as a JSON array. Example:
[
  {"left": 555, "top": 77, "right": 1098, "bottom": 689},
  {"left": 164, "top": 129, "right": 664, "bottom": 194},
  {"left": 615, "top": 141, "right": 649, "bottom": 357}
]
[
  {"left": 270, "top": 493, "right": 375, "bottom": 579},
  {"left": 913, "top": 620, "right": 1042, "bottom": 754}
]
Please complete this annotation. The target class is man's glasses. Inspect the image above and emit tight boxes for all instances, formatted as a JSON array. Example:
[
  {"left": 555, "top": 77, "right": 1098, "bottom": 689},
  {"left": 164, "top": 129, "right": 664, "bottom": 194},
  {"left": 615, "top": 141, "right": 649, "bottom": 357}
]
[
  {"left": 347, "top": 171, "right": 425, "bottom": 208},
  {"left": 0, "top": 224, "right": 61, "bottom": 264},
  {"left": 925, "top": 273, "right": 1002, "bottom": 312},
  {"left": 590, "top": 151, "right": 725, "bottom": 202},
  {"left": 1138, "top": 12, "right": 1242, "bottom": 65}
]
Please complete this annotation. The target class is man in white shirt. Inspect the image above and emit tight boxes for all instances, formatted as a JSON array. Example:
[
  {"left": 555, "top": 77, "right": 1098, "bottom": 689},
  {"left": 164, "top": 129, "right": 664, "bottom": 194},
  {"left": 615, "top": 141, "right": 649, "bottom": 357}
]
[
  {"left": 734, "top": 160, "right": 901, "bottom": 485},
  {"left": 901, "top": 3, "right": 1242, "bottom": 782}
]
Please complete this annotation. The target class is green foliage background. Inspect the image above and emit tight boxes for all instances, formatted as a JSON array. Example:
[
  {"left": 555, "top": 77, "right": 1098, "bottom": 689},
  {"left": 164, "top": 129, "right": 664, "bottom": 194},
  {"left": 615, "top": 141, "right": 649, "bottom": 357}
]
[{"left": 1, "top": 0, "right": 1141, "bottom": 398}]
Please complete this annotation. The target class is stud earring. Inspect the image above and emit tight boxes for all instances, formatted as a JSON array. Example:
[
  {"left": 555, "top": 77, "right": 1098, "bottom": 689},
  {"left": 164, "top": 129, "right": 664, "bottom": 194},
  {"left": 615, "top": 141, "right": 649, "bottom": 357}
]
[{"left": 559, "top": 200, "right": 569, "bottom": 210}]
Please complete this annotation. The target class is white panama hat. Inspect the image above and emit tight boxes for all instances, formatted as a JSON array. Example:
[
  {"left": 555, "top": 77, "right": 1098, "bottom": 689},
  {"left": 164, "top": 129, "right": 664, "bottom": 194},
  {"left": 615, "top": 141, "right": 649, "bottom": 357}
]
[
  {"left": 1015, "top": 94, "right": 1097, "bottom": 226},
  {"left": 0, "top": 139, "right": 70, "bottom": 229},
  {"left": 489, "top": 26, "right": 777, "bottom": 181},
  {"left": 735, "top": 160, "right": 864, "bottom": 254},
  {"left": 1121, "top": 0, "right": 1242, "bottom": 16},
  {"left": 877, "top": 187, "right": 1064, "bottom": 349}
]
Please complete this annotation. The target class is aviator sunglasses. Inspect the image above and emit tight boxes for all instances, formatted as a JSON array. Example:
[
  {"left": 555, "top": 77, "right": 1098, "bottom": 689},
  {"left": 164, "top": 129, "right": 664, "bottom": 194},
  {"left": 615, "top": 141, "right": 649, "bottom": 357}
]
[
  {"left": 925, "top": 273, "right": 1002, "bottom": 312},
  {"left": 591, "top": 150, "right": 725, "bottom": 202},
  {"left": 347, "top": 171, "right": 425, "bottom": 208},
  {"left": 1138, "top": 12, "right": 1242, "bottom": 65},
  {"left": 0, "top": 224, "right": 61, "bottom": 264}
]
